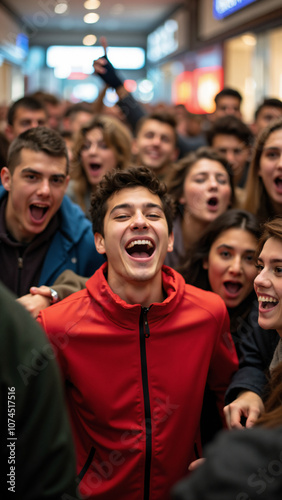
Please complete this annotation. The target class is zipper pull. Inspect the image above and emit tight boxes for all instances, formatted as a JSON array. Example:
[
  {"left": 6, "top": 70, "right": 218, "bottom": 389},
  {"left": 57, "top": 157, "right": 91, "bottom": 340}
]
[
  {"left": 18, "top": 257, "right": 23, "bottom": 269},
  {"left": 143, "top": 307, "right": 150, "bottom": 338}
]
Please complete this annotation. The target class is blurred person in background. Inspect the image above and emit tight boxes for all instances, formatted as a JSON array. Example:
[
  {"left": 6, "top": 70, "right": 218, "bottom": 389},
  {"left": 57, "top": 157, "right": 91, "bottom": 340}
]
[
  {"left": 32, "top": 90, "right": 64, "bottom": 131},
  {"left": 67, "top": 113, "right": 132, "bottom": 215},
  {"left": 5, "top": 95, "right": 47, "bottom": 142},
  {"left": 131, "top": 111, "right": 179, "bottom": 183},
  {"left": 207, "top": 115, "right": 254, "bottom": 198},
  {"left": 252, "top": 97, "right": 282, "bottom": 137},
  {"left": 165, "top": 147, "right": 235, "bottom": 268},
  {"left": 213, "top": 87, "right": 243, "bottom": 120},
  {"left": 61, "top": 102, "right": 93, "bottom": 136},
  {"left": 244, "top": 118, "right": 282, "bottom": 222}
]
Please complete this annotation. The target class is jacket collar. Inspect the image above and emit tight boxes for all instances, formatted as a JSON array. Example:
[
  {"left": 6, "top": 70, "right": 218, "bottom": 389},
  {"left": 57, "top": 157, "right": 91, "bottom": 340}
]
[{"left": 85, "top": 262, "right": 185, "bottom": 328}]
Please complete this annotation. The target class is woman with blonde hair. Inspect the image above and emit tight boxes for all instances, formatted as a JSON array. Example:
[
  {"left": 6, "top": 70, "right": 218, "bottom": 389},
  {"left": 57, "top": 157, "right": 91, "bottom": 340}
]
[
  {"left": 244, "top": 117, "right": 282, "bottom": 222},
  {"left": 68, "top": 113, "right": 132, "bottom": 215}
]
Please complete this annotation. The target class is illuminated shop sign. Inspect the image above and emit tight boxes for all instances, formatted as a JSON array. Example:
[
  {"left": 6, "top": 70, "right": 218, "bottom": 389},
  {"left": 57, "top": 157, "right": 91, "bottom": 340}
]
[
  {"left": 147, "top": 20, "right": 179, "bottom": 62},
  {"left": 213, "top": 0, "right": 257, "bottom": 19},
  {"left": 173, "top": 66, "right": 224, "bottom": 114}
]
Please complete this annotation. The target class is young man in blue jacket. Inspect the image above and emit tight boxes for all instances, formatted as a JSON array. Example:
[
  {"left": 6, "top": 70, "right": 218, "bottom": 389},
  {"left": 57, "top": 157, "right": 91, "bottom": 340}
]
[{"left": 0, "top": 126, "right": 104, "bottom": 307}]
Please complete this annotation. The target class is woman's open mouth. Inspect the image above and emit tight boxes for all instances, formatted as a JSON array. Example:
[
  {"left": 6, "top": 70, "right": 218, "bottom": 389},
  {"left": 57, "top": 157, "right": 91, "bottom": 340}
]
[
  {"left": 223, "top": 281, "right": 242, "bottom": 296},
  {"left": 258, "top": 295, "right": 279, "bottom": 310},
  {"left": 207, "top": 197, "right": 219, "bottom": 211}
]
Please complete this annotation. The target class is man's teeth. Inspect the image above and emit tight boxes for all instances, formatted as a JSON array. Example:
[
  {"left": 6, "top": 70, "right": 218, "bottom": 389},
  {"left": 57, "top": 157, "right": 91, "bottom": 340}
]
[
  {"left": 258, "top": 296, "right": 278, "bottom": 303},
  {"left": 126, "top": 239, "right": 153, "bottom": 249}
]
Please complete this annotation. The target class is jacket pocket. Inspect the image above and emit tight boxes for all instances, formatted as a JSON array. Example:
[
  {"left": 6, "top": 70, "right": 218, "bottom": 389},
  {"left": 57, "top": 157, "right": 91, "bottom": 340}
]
[{"left": 77, "top": 446, "right": 96, "bottom": 482}]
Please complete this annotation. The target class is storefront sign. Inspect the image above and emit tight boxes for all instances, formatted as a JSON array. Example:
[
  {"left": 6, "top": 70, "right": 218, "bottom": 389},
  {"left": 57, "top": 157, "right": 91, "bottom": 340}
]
[
  {"left": 173, "top": 66, "right": 223, "bottom": 114},
  {"left": 213, "top": 0, "right": 257, "bottom": 19}
]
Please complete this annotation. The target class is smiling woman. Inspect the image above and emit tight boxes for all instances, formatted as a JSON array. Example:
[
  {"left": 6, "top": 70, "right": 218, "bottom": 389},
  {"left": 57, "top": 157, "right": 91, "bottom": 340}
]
[{"left": 254, "top": 216, "right": 282, "bottom": 369}]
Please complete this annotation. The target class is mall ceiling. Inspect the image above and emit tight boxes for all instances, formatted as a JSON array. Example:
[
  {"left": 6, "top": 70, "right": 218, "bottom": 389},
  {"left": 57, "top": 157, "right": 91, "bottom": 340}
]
[{"left": 0, "top": 0, "right": 184, "bottom": 47}]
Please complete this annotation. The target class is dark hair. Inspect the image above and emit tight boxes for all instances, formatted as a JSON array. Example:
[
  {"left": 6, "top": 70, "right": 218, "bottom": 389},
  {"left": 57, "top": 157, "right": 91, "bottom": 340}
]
[
  {"left": 63, "top": 103, "right": 92, "bottom": 120},
  {"left": 255, "top": 216, "right": 282, "bottom": 261},
  {"left": 0, "top": 131, "right": 9, "bottom": 168},
  {"left": 179, "top": 209, "right": 261, "bottom": 288},
  {"left": 256, "top": 362, "right": 282, "bottom": 429},
  {"left": 214, "top": 88, "right": 243, "bottom": 105},
  {"left": 254, "top": 98, "right": 282, "bottom": 121},
  {"left": 135, "top": 111, "right": 178, "bottom": 146},
  {"left": 207, "top": 116, "right": 254, "bottom": 147},
  {"left": 167, "top": 146, "right": 235, "bottom": 207},
  {"left": 7, "top": 127, "right": 69, "bottom": 174},
  {"left": 90, "top": 166, "right": 175, "bottom": 236},
  {"left": 7, "top": 96, "right": 47, "bottom": 126},
  {"left": 32, "top": 90, "right": 61, "bottom": 107},
  {"left": 244, "top": 118, "right": 282, "bottom": 220}
]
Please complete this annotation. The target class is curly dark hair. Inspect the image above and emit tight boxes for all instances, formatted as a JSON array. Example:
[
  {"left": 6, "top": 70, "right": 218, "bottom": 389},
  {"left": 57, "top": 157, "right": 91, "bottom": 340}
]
[{"left": 90, "top": 166, "right": 175, "bottom": 236}]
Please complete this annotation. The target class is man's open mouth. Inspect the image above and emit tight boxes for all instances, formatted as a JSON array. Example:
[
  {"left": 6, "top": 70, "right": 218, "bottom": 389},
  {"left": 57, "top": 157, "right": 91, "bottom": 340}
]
[
  {"left": 223, "top": 281, "right": 242, "bottom": 295},
  {"left": 29, "top": 204, "right": 49, "bottom": 221},
  {"left": 126, "top": 239, "right": 155, "bottom": 258},
  {"left": 258, "top": 296, "right": 279, "bottom": 309}
]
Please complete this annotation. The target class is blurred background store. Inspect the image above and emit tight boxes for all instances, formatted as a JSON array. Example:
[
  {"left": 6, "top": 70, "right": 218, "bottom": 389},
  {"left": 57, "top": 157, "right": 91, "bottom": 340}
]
[{"left": 0, "top": 0, "right": 281, "bottom": 123}]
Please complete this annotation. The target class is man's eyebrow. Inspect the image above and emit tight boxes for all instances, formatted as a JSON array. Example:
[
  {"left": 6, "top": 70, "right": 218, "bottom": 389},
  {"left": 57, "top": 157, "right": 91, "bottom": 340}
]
[
  {"left": 21, "top": 167, "right": 66, "bottom": 179},
  {"left": 109, "top": 202, "right": 164, "bottom": 216}
]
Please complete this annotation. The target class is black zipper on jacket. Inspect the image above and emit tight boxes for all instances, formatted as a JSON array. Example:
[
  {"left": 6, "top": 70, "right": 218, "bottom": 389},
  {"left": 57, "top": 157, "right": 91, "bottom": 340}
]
[{"left": 139, "top": 307, "right": 152, "bottom": 500}]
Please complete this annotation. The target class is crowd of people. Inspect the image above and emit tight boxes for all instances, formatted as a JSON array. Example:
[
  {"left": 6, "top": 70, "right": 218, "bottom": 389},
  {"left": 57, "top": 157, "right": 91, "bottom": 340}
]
[{"left": 1, "top": 44, "right": 282, "bottom": 499}]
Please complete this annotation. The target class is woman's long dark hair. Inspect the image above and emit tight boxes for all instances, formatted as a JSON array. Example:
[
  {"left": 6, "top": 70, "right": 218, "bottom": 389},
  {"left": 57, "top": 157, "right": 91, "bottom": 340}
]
[
  {"left": 179, "top": 209, "right": 261, "bottom": 286},
  {"left": 256, "top": 362, "right": 282, "bottom": 429}
]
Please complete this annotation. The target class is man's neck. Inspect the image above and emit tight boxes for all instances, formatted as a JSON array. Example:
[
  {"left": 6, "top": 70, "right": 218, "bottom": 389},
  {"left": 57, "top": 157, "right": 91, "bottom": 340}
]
[{"left": 107, "top": 271, "right": 165, "bottom": 307}]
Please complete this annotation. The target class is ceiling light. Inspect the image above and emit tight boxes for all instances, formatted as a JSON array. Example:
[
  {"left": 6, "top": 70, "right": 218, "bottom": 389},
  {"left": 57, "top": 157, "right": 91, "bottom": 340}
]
[
  {"left": 84, "top": 0, "right": 101, "bottom": 9},
  {"left": 242, "top": 34, "right": 257, "bottom": 46},
  {"left": 54, "top": 2, "right": 68, "bottom": 15},
  {"left": 83, "top": 13, "right": 100, "bottom": 24},
  {"left": 83, "top": 34, "right": 97, "bottom": 46}
]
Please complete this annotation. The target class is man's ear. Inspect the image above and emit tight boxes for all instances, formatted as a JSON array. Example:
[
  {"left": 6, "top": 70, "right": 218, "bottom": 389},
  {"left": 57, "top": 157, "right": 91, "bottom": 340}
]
[
  {"left": 1, "top": 167, "right": 12, "bottom": 191},
  {"left": 64, "top": 174, "right": 70, "bottom": 191},
  {"left": 94, "top": 232, "right": 106, "bottom": 255},
  {"left": 167, "top": 232, "right": 174, "bottom": 253}
]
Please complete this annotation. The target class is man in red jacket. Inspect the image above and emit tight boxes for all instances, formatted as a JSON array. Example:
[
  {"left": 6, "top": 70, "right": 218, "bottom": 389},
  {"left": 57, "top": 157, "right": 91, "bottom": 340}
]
[{"left": 37, "top": 166, "right": 238, "bottom": 500}]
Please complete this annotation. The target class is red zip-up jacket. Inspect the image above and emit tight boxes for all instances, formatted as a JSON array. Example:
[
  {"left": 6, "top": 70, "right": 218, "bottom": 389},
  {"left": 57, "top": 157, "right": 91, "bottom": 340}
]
[{"left": 37, "top": 264, "right": 238, "bottom": 500}]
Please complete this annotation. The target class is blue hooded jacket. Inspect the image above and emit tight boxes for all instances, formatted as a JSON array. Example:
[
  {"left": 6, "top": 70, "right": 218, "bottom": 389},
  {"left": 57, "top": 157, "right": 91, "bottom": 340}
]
[{"left": 0, "top": 187, "right": 104, "bottom": 286}]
